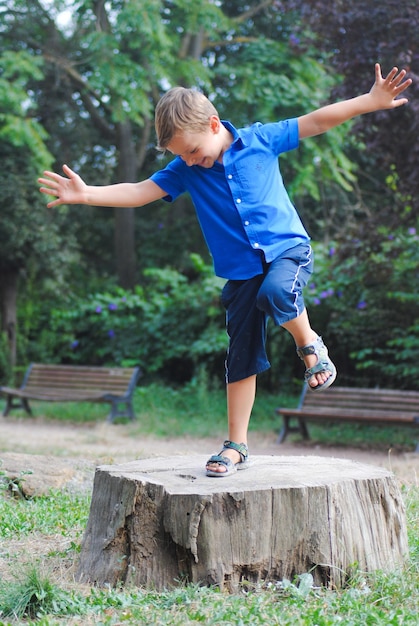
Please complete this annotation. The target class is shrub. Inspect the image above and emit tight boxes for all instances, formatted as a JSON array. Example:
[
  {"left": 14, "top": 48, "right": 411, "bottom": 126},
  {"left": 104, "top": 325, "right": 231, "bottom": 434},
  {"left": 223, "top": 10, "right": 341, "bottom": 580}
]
[
  {"left": 32, "top": 256, "right": 228, "bottom": 383},
  {"left": 306, "top": 222, "right": 419, "bottom": 388},
  {"left": 15, "top": 218, "right": 419, "bottom": 390}
]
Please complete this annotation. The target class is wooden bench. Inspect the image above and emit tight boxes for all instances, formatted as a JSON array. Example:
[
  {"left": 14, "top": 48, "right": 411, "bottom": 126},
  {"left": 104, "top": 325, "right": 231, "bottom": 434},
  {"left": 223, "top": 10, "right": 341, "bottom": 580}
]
[
  {"left": 0, "top": 363, "right": 142, "bottom": 423},
  {"left": 276, "top": 385, "right": 419, "bottom": 452}
]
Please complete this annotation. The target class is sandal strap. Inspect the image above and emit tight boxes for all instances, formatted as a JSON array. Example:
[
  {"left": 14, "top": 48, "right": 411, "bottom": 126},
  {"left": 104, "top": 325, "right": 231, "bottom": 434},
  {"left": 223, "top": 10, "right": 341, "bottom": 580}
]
[
  {"left": 206, "top": 454, "right": 234, "bottom": 469},
  {"left": 222, "top": 440, "right": 248, "bottom": 462},
  {"left": 296, "top": 335, "right": 327, "bottom": 360},
  {"left": 305, "top": 361, "right": 334, "bottom": 378}
]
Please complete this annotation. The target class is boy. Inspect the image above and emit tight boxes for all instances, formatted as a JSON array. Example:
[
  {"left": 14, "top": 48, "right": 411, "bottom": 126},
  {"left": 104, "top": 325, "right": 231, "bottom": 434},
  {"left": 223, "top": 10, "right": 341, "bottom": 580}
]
[{"left": 39, "top": 63, "right": 411, "bottom": 477}]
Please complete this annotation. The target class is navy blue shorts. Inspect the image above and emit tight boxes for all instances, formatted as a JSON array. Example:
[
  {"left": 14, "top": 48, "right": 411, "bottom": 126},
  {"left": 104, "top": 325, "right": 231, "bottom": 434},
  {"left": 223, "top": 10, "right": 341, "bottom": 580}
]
[{"left": 221, "top": 243, "right": 313, "bottom": 383}]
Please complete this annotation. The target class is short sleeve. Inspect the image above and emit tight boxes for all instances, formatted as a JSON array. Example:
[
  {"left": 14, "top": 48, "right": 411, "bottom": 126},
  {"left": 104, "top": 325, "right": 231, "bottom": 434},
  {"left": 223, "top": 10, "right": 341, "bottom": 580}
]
[{"left": 150, "top": 157, "right": 187, "bottom": 202}]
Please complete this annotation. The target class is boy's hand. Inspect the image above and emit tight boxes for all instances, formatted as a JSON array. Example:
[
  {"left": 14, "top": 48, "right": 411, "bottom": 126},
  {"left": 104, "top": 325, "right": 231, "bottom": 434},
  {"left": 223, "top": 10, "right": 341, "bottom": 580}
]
[
  {"left": 370, "top": 63, "right": 412, "bottom": 109},
  {"left": 38, "top": 164, "right": 87, "bottom": 208}
]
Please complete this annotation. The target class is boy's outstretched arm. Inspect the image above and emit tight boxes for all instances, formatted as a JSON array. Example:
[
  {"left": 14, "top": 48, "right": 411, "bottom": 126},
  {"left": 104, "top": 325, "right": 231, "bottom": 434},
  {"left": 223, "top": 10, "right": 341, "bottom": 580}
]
[
  {"left": 38, "top": 164, "right": 166, "bottom": 209},
  {"left": 298, "top": 63, "right": 412, "bottom": 139}
]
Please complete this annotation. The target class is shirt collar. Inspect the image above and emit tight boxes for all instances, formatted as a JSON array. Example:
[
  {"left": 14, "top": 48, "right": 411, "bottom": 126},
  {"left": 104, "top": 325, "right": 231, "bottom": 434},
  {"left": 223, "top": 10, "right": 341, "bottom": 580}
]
[{"left": 221, "top": 120, "right": 247, "bottom": 149}]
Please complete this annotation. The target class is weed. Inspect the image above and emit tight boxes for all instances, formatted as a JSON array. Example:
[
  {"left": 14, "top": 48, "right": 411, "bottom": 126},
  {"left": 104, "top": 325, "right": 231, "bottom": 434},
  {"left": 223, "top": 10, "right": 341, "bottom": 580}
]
[
  {"left": 0, "top": 564, "right": 85, "bottom": 619},
  {"left": 0, "top": 463, "right": 33, "bottom": 500}
]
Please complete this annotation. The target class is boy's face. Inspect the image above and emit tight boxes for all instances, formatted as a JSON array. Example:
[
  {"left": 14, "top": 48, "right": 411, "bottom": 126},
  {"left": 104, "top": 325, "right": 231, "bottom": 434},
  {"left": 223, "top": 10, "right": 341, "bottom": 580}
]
[{"left": 166, "top": 116, "right": 225, "bottom": 168}]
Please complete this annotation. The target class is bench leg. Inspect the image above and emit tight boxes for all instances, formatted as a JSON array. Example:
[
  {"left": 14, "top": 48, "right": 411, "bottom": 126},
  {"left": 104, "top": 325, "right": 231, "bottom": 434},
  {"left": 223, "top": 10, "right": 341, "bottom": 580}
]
[
  {"left": 298, "top": 418, "right": 310, "bottom": 440},
  {"left": 277, "top": 416, "right": 310, "bottom": 444},
  {"left": 107, "top": 400, "right": 135, "bottom": 423},
  {"left": 277, "top": 417, "right": 289, "bottom": 444},
  {"left": 3, "top": 396, "right": 32, "bottom": 417}
]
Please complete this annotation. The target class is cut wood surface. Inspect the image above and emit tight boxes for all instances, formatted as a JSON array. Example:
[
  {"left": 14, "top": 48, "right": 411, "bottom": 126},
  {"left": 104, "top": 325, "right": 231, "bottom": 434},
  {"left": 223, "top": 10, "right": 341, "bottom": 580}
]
[{"left": 77, "top": 455, "right": 408, "bottom": 592}]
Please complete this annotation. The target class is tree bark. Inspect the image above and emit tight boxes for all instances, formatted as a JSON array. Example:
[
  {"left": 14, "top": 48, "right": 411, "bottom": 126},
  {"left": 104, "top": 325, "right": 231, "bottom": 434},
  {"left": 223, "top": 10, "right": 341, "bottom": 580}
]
[
  {"left": 0, "top": 269, "right": 19, "bottom": 373},
  {"left": 77, "top": 455, "right": 408, "bottom": 592},
  {"left": 114, "top": 120, "right": 138, "bottom": 289}
]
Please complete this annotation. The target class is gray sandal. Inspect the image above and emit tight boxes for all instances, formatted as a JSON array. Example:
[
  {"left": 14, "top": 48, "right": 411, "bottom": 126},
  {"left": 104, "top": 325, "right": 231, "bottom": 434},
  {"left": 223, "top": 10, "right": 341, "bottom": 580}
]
[
  {"left": 297, "top": 335, "right": 337, "bottom": 392},
  {"left": 206, "top": 440, "right": 250, "bottom": 477}
]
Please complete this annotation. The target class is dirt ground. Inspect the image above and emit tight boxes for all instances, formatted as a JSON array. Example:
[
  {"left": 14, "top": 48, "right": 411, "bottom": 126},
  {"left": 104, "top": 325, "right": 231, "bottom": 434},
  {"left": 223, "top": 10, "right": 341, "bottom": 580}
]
[{"left": 0, "top": 416, "right": 418, "bottom": 487}]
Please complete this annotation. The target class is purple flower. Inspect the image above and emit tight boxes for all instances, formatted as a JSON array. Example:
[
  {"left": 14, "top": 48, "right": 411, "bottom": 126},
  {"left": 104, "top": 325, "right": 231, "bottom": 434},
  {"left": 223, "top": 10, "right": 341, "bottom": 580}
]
[
  {"left": 329, "top": 247, "right": 336, "bottom": 257},
  {"left": 70, "top": 340, "right": 79, "bottom": 349},
  {"left": 357, "top": 300, "right": 367, "bottom": 310},
  {"left": 95, "top": 306, "right": 102, "bottom": 314},
  {"left": 313, "top": 297, "right": 321, "bottom": 306},
  {"left": 108, "top": 329, "right": 115, "bottom": 338},
  {"left": 319, "top": 290, "right": 330, "bottom": 299},
  {"left": 109, "top": 303, "right": 118, "bottom": 311},
  {"left": 408, "top": 227, "right": 416, "bottom": 235}
]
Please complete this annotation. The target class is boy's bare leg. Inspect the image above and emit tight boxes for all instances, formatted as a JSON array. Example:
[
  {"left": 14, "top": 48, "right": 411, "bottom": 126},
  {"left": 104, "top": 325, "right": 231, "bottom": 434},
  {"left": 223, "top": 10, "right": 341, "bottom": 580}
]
[
  {"left": 207, "top": 309, "right": 330, "bottom": 472},
  {"left": 206, "top": 375, "right": 256, "bottom": 473},
  {"left": 281, "top": 308, "right": 330, "bottom": 389}
]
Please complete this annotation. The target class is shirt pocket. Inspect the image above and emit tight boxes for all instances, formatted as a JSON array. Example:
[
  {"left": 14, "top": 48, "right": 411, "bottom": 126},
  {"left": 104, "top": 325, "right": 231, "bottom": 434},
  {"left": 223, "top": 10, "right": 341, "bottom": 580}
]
[{"left": 233, "top": 153, "right": 276, "bottom": 192}]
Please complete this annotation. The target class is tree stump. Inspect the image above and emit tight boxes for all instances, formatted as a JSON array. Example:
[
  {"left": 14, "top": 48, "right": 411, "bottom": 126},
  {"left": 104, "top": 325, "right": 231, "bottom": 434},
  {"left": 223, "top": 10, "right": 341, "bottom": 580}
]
[{"left": 77, "top": 455, "right": 408, "bottom": 592}]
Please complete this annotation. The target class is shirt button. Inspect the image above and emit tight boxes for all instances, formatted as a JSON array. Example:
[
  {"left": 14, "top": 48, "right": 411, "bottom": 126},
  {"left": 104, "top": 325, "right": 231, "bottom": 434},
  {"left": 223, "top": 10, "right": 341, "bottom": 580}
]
[
  {"left": 236, "top": 198, "right": 241, "bottom": 204},
  {"left": 227, "top": 174, "right": 233, "bottom": 179},
  {"left": 244, "top": 221, "right": 249, "bottom": 226},
  {"left": 254, "top": 243, "right": 260, "bottom": 248}
]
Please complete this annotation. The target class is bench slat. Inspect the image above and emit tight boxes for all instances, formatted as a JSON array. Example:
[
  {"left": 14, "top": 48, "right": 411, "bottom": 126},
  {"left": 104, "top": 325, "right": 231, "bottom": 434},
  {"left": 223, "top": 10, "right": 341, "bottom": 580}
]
[
  {"left": 27, "top": 366, "right": 133, "bottom": 389},
  {"left": 302, "top": 387, "right": 419, "bottom": 408},
  {"left": 278, "top": 407, "right": 419, "bottom": 424},
  {"left": 0, "top": 387, "right": 111, "bottom": 402},
  {"left": 26, "top": 381, "right": 131, "bottom": 393}
]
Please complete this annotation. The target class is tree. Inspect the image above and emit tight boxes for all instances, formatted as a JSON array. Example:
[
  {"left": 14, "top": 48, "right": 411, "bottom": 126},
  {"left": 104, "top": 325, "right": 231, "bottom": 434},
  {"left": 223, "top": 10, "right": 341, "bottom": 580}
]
[
  {"left": 285, "top": 0, "right": 419, "bottom": 225},
  {"left": 7, "top": 0, "right": 412, "bottom": 386},
  {"left": 0, "top": 49, "right": 74, "bottom": 372},
  {"left": 3, "top": 1, "right": 359, "bottom": 286}
]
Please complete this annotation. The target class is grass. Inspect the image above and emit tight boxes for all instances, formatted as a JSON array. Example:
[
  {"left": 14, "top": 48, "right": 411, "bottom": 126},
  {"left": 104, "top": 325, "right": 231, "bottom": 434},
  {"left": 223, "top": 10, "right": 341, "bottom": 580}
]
[
  {"left": 0, "top": 376, "right": 289, "bottom": 438},
  {"left": 0, "top": 485, "right": 417, "bottom": 625},
  {"left": 5, "top": 377, "right": 419, "bottom": 451}
]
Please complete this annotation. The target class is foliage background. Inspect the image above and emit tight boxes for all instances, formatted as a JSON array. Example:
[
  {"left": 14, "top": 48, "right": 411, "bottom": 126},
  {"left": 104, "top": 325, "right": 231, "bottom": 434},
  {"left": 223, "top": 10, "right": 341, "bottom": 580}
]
[{"left": 0, "top": 0, "right": 418, "bottom": 391}]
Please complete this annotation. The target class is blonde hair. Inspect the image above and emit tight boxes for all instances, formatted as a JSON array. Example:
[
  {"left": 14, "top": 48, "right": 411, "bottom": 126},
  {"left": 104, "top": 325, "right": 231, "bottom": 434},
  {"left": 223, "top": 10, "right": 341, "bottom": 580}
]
[{"left": 155, "top": 87, "right": 219, "bottom": 150}]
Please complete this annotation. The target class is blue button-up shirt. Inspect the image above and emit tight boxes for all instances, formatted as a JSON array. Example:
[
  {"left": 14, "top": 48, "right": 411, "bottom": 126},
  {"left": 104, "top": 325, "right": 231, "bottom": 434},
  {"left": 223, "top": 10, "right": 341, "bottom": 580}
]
[{"left": 151, "top": 119, "right": 310, "bottom": 279}]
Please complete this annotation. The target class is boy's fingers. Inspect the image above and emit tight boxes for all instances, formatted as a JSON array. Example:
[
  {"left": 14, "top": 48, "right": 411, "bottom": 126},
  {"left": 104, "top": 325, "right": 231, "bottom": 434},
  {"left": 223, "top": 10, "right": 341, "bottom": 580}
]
[
  {"left": 392, "top": 98, "right": 409, "bottom": 108},
  {"left": 62, "top": 164, "right": 76, "bottom": 178},
  {"left": 38, "top": 178, "right": 58, "bottom": 188},
  {"left": 39, "top": 186, "right": 57, "bottom": 195},
  {"left": 46, "top": 199, "right": 61, "bottom": 208},
  {"left": 42, "top": 170, "right": 59, "bottom": 179},
  {"left": 386, "top": 66, "right": 400, "bottom": 81}
]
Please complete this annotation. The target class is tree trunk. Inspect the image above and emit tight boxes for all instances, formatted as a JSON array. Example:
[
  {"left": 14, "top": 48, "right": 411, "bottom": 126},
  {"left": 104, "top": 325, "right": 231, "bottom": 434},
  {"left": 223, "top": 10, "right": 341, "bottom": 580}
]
[
  {"left": 77, "top": 455, "right": 408, "bottom": 592},
  {"left": 0, "top": 269, "right": 19, "bottom": 374},
  {"left": 114, "top": 206, "right": 136, "bottom": 289},
  {"left": 114, "top": 120, "right": 138, "bottom": 289}
]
